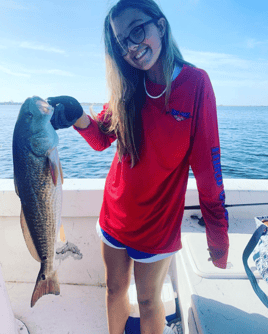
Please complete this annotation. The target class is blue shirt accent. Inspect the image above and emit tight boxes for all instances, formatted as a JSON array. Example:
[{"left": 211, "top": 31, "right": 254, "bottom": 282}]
[{"left": 172, "top": 66, "right": 182, "bottom": 81}]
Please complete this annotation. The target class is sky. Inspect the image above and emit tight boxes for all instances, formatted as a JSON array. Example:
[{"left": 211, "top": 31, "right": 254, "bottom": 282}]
[{"left": 0, "top": 0, "right": 267, "bottom": 105}]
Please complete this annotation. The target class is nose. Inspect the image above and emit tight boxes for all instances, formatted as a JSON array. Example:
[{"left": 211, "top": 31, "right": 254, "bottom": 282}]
[{"left": 127, "top": 39, "right": 139, "bottom": 52}]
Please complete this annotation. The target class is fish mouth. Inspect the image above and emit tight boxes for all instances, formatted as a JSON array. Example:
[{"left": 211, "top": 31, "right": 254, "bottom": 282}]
[{"left": 35, "top": 98, "right": 54, "bottom": 115}]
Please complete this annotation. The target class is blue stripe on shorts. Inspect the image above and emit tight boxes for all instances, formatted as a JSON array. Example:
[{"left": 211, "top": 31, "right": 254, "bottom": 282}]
[{"left": 96, "top": 220, "right": 177, "bottom": 263}]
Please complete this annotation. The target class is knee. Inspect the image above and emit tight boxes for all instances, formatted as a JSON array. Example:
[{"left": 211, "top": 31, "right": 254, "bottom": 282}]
[
  {"left": 106, "top": 278, "right": 129, "bottom": 299},
  {"left": 137, "top": 291, "right": 164, "bottom": 314},
  {"left": 137, "top": 296, "right": 155, "bottom": 310}
]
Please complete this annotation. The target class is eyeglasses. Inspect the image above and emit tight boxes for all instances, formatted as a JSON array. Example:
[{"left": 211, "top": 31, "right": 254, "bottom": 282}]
[{"left": 114, "top": 19, "right": 157, "bottom": 57}]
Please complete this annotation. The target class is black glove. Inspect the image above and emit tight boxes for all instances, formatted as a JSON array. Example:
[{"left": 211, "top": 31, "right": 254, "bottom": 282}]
[{"left": 47, "top": 96, "right": 84, "bottom": 130}]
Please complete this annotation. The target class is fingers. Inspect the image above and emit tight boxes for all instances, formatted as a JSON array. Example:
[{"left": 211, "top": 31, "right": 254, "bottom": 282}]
[
  {"left": 47, "top": 95, "right": 84, "bottom": 129},
  {"left": 47, "top": 97, "right": 60, "bottom": 106},
  {"left": 47, "top": 96, "right": 76, "bottom": 107}
]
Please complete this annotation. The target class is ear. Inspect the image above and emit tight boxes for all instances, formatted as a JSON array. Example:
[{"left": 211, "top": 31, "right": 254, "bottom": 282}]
[{"left": 157, "top": 17, "right": 166, "bottom": 38}]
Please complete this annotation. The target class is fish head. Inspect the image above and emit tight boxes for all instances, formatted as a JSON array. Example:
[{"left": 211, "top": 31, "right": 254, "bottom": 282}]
[
  {"left": 17, "top": 96, "right": 54, "bottom": 133},
  {"left": 14, "top": 96, "right": 59, "bottom": 156}
]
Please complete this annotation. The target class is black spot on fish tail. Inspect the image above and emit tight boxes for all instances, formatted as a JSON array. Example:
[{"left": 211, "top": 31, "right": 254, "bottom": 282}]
[{"left": 31, "top": 270, "right": 60, "bottom": 307}]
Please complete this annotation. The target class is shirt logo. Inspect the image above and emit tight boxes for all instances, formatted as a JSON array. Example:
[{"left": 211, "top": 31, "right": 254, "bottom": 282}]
[
  {"left": 171, "top": 109, "right": 191, "bottom": 122},
  {"left": 211, "top": 147, "right": 223, "bottom": 187}
]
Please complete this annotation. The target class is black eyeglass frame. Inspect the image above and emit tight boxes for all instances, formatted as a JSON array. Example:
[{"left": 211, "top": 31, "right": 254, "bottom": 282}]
[{"left": 114, "top": 18, "right": 158, "bottom": 57}]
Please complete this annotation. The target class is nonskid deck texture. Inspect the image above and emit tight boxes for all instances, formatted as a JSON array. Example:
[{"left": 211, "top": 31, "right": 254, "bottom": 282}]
[{"left": 6, "top": 282, "right": 108, "bottom": 334}]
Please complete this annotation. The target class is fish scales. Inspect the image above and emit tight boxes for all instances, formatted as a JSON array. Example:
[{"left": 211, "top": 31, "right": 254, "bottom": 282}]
[
  {"left": 22, "top": 161, "right": 61, "bottom": 261},
  {"left": 12, "top": 96, "right": 64, "bottom": 307}
]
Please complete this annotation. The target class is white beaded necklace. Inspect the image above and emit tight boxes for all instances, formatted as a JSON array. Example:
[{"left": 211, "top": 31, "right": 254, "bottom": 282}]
[{"left": 143, "top": 67, "right": 176, "bottom": 99}]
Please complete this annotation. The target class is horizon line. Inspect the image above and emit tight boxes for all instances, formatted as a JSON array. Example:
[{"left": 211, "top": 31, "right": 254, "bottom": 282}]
[{"left": 0, "top": 102, "right": 268, "bottom": 107}]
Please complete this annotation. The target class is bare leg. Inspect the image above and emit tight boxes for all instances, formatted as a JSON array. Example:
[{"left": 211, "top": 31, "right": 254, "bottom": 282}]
[
  {"left": 101, "top": 241, "right": 134, "bottom": 334},
  {"left": 134, "top": 256, "right": 173, "bottom": 334}
]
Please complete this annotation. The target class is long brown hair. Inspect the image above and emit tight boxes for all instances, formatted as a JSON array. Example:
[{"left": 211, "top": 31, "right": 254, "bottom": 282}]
[{"left": 102, "top": 0, "right": 194, "bottom": 167}]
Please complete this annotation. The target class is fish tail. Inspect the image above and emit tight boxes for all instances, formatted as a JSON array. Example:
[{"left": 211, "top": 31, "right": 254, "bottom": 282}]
[{"left": 31, "top": 270, "right": 60, "bottom": 307}]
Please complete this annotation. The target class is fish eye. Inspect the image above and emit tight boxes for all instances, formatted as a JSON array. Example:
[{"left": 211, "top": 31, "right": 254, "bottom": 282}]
[{"left": 27, "top": 112, "right": 33, "bottom": 118}]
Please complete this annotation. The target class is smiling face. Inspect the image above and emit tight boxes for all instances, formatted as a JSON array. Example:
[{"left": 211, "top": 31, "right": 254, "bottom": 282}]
[{"left": 111, "top": 8, "right": 166, "bottom": 74}]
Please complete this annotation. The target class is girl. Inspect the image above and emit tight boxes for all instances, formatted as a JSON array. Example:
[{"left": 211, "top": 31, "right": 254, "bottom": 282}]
[{"left": 47, "top": 0, "right": 229, "bottom": 333}]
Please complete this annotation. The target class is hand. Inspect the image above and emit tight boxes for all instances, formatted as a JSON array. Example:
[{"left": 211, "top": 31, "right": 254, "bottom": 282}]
[
  {"left": 207, "top": 247, "right": 228, "bottom": 269},
  {"left": 47, "top": 96, "right": 84, "bottom": 130}
]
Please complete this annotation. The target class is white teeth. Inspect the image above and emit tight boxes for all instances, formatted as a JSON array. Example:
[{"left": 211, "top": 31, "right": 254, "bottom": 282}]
[{"left": 135, "top": 48, "right": 147, "bottom": 59}]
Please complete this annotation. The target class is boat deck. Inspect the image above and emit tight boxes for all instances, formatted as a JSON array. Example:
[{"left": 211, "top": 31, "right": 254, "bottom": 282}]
[
  {"left": 0, "top": 216, "right": 109, "bottom": 334},
  {"left": 1, "top": 178, "right": 268, "bottom": 333},
  {"left": 2, "top": 212, "right": 268, "bottom": 334},
  {"left": 6, "top": 282, "right": 108, "bottom": 334}
]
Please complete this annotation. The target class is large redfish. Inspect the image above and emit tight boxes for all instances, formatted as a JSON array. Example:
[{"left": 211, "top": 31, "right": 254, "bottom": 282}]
[{"left": 12, "top": 96, "right": 64, "bottom": 307}]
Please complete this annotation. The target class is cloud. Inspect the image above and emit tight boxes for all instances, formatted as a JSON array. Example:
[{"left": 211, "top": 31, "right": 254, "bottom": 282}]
[
  {"left": 0, "top": 0, "right": 36, "bottom": 11},
  {"left": 0, "top": 40, "right": 65, "bottom": 54},
  {"left": 175, "top": 0, "right": 200, "bottom": 9},
  {"left": 181, "top": 48, "right": 250, "bottom": 70},
  {"left": 246, "top": 38, "right": 268, "bottom": 49},
  {"left": 46, "top": 69, "right": 73, "bottom": 76},
  {"left": 0, "top": 63, "right": 73, "bottom": 78},
  {"left": 180, "top": 48, "right": 268, "bottom": 91},
  {"left": 0, "top": 65, "right": 30, "bottom": 77},
  {"left": 189, "top": 0, "right": 199, "bottom": 4},
  {"left": 19, "top": 42, "right": 65, "bottom": 54},
  {"left": 25, "top": 69, "right": 74, "bottom": 77}
]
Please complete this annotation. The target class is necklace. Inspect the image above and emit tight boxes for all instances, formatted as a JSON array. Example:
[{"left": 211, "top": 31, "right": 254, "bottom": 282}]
[{"left": 143, "top": 67, "right": 176, "bottom": 99}]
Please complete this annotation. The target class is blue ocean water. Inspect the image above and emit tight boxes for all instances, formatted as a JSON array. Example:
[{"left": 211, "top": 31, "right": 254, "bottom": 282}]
[{"left": 1, "top": 104, "right": 268, "bottom": 179}]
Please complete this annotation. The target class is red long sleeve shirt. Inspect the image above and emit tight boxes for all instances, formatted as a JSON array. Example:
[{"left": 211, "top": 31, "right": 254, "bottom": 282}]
[{"left": 75, "top": 65, "right": 229, "bottom": 268}]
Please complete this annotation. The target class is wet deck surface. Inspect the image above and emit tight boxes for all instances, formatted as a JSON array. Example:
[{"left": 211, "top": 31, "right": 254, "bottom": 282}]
[{"left": 6, "top": 282, "right": 108, "bottom": 334}]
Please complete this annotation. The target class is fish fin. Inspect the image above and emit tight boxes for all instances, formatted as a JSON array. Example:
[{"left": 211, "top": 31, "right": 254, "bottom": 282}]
[
  {"left": 59, "top": 160, "right": 64, "bottom": 184},
  {"left": 31, "top": 270, "right": 60, "bottom": 307},
  {"left": 20, "top": 208, "right": 41, "bottom": 262},
  {"left": 59, "top": 224, "right": 66, "bottom": 243},
  {"left": 48, "top": 148, "right": 59, "bottom": 186}
]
